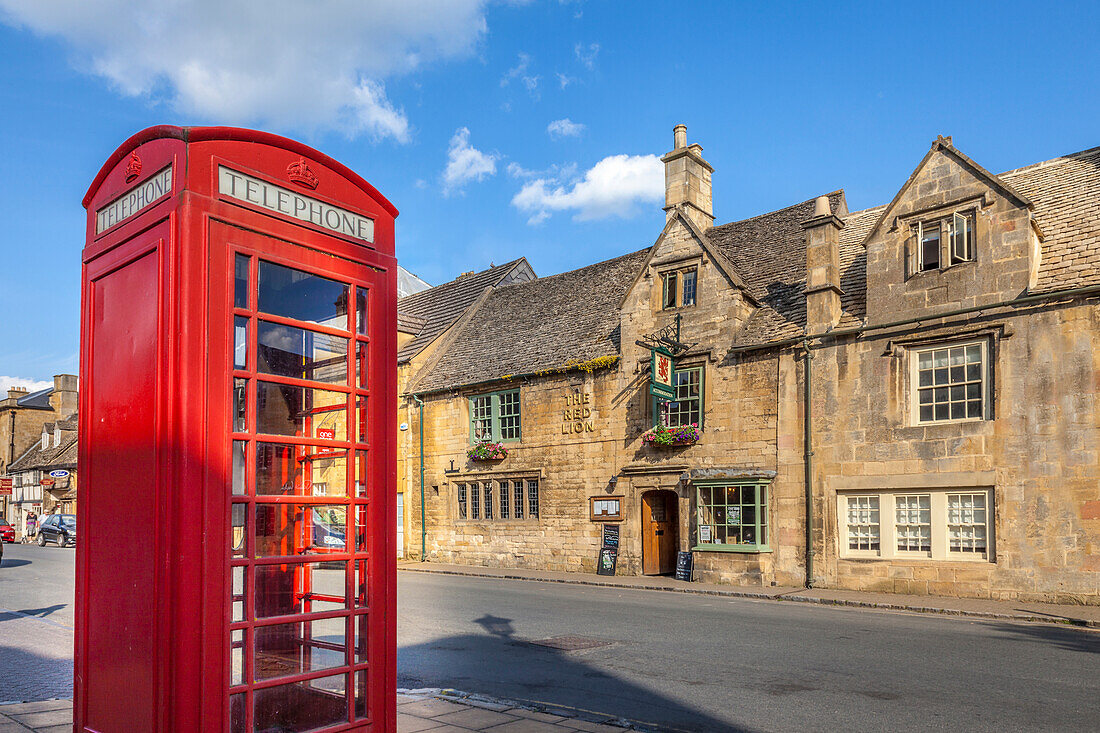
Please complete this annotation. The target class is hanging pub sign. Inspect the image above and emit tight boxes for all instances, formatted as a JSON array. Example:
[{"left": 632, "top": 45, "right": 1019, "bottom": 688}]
[{"left": 650, "top": 347, "right": 675, "bottom": 400}]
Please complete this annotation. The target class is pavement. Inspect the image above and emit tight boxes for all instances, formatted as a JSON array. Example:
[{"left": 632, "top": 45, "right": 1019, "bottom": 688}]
[
  {"left": 398, "top": 560, "right": 1100, "bottom": 628},
  {"left": 0, "top": 693, "right": 636, "bottom": 732}
]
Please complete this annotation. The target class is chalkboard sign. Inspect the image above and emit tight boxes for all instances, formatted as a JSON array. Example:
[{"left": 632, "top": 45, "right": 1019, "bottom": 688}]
[
  {"left": 674, "top": 551, "right": 694, "bottom": 582},
  {"left": 602, "top": 523, "right": 620, "bottom": 549},
  {"left": 596, "top": 547, "right": 618, "bottom": 576}
]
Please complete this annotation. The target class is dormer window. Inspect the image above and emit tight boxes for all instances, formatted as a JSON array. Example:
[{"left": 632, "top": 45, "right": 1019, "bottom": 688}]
[
  {"left": 661, "top": 266, "right": 698, "bottom": 309},
  {"left": 913, "top": 210, "right": 975, "bottom": 273}
]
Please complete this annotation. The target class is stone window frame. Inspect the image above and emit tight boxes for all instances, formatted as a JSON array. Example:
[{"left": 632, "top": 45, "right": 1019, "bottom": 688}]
[
  {"left": 467, "top": 388, "right": 522, "bottom": 444},
  {"left": 908, "top": 338, "right": 991, "bottom": 426},
  {"left": 454, "top": 476, "right": 540, "bottom": 523},
  {"left": 908, "top": 207, "right": 978, "bottom": 276},
  {"left": 837, "top": 488, "right": 994, "bottom": 562},
  {"left": 654, "top": 364, "right": 704, "bottom": 430},
  {"left": 692, "top": 479, "right": 771, "bottom": 553},
  {"left": 658, "top": 262, "right": 700, "bottom": 310}
]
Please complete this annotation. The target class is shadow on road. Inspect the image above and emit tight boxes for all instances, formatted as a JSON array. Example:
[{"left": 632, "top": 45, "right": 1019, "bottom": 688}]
[
  {"left": 399, "top": 613, "right": 750, "bottom": 733},
  {"left": 0, "top": 604, "right": 68, "bottom": 622},
  {"left": 0, "top": 558, "right": 31, "bottom": 569},
  {"left": 988, "top": 621, "right": 1100, "bottom": 655}
]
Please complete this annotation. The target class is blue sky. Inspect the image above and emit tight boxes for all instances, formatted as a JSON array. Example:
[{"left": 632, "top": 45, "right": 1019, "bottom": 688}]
[{"left": 1, "top": 0, "right": 1098, "bottom": 388}]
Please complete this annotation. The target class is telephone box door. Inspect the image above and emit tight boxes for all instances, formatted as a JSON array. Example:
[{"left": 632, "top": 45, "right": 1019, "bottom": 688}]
[{"left": 216, "top": 222, "right": 386, "bottom": 731}]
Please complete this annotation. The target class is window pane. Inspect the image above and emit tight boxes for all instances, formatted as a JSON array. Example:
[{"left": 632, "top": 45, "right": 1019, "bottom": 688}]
[
  {"left": 470, "top": 396, "right": 493, "bottom": 442},
  {"left": 527, "top": 479, "right": 539, "bottom": 519},
  {"left": 258, "top": 260, "right": 349, "bottom": 328},
  {"left": 232, "top": 440, "right": 248, "bottom": 496},
  {"left": 355, "top": 559, "right": 369, "bottom": 609},
  {"left": 257, "top": 321, "right": 348, "bottom": 385},
  {"left": 498, "top": 391, "right": 521, "bottom": 440},
  {"left": 948, "top": 493, "right": 988, "bottom": 553},
  {"left": 254, "top": 616, "right": 347, "bottom": 681},
  {"left": 231, "top": 503, "right": 247, "bottom": 558},
  {"left": 916, "top": 343, "right": 985, "bottom": 423},
  {"left": 256, "top": 381, "right": 347, "bottom": 440},
  {"left": 469, "top": 481, "right": 480, "bottom": 519},
  {"left": 355, "top": 613, "right": 369, "bottom": 664},
  {"left": 253, "top": 673, "right": 348, "bottom": 733},
  {"left": 457, "top": 484, "right": 467, "bottom": 519},
  {"left": 355, "top": 669, "right": 368, "bottom": 720},
  {"left": 499, "top": 481, "right": 509, "bottom": 519},
  {"left": 356, "top": 288, "right": 368, "bottom": 336},
  {"left": 231, "top": 629, "right": 245, "bottom": 686},
  {"left": 513, "top": 480, "right": 524, "bottom": 519},
  {"left": 662, "top": 272, "right": 677, "bottom": 309},
  {"left": 355, "top": 450, "right": 367, "bottom": 498},
  {"left": 234, "top": 316, "right": 248, "bottom": 370},
  {"left": 232, "top": 565, "right": 245, "bottom": 622},
  {"left": 895, "top": 495, "right": 931, "bottom": 553},
  {"left": 234, "top": 378, "right": 248, "bottom": 433},
  {"left": 234, "top": 254, "right": 249, "bottom": 309},
  {"left": 921, "top": 225, "right": 940, "bottom": 270},
  {"left": 255, "top": 561, "right": 348, "bottom": 618},
  {"left": 230, "top": 693, "right": 245, "bottom": 733},
  {"left": 356, "top": 341, "right": 369, "bottom": 388},
  {"left": 256, "top": 443, "right": 347, "bottom": 497},
  {"left": 255, "top": 504, "right": 347, "bottom": 557},
  {"left": 483, "top": 483, "right": 493, "bottom": 520},
  {"left": 681, "top": 269, "right": 697, "bottom": 306}
]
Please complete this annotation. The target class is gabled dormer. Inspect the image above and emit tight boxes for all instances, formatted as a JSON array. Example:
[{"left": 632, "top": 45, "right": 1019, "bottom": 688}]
[
  {"left": 619, "top": 127, "right": 756, "bottom": 363},
  {"left": 863, "top": 136, "right": 1041, "bottom": 323}
]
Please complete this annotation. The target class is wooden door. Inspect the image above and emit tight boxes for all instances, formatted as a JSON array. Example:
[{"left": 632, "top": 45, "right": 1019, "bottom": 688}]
[{"left": 642, "top": 491, "right": 678, "bottom": 575}]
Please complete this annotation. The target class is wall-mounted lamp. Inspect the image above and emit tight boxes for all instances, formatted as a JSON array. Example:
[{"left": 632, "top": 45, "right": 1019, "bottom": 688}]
[
  {"left": 608, "top": 476, "right": 618, "bottom": 488},
  {"left": 444, "top": 459, "right": 458, "bottom": 474}
]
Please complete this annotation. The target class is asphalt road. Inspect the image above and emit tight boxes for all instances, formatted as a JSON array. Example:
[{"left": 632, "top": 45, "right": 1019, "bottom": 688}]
[
  {"left": 0, "top": 541, "right": 75, "bottom": 704},
  {"left": 397, "top": 572, "right": 1100, "bottom": 733},
  {"left": 2, "top": 549, "right": 1097, "bottom": 732}
]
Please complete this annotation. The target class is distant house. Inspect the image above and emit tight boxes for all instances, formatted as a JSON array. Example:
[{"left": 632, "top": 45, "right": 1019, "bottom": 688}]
[{"left": 1, "top": 375, "right": 78, "bottom": 534}]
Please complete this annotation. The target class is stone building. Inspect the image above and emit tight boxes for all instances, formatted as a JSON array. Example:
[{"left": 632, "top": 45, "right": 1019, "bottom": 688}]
[
  {"left": 396, "top": 259, "right": 537, "bottom": 556},
  {"left": 1, "top": 374, "right": 79, "bottom": 533},
  {"left": 397, "top": 127, "right": 1100, "bottom": 604}
]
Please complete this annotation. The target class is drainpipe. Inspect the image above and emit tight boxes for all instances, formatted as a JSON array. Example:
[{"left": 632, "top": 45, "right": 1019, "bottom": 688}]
[
  {"left": 802, "top": 339, "right": 814, "bottom": 588},
  {"left": 410, "top": 394, "right": 426, "bottom": 561}
]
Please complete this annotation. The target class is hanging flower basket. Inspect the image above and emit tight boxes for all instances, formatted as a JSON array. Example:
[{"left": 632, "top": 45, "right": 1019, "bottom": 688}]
[
  {"left": 467, "top": 442, "right": 508, "bottom": 461},
  {"left": 642, "top": 423, "right": 699, "bottom": 447}
]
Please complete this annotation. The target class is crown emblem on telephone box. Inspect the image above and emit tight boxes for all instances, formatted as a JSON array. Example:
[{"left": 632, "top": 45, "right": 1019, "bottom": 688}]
[
  {"left": 287, "top": 157, "right": 319, "bottom": 189},
  {"left": 124, "top": 152, "right": 142, "bottom": 182}
]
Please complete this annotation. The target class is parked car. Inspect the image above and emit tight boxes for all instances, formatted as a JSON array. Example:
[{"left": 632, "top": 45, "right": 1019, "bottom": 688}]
[
  {"left": 38, "top": 514, "right": 77, "bottom": 547},
  {"left": 0, "top": 519, "right": 14, "bottom": 543}
]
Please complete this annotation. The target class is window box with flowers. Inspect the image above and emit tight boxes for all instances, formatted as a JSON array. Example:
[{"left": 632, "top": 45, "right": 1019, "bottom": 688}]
[
  {"left": 642, "top": 423, "right": 699, "bottom": 447},
  {"left": 467, "top": 442, "right": 508, "bottom": 461}
]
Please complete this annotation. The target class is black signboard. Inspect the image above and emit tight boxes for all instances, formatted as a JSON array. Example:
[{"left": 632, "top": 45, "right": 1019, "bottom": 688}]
[
  {"left": 602, "top": 523, "right": 620, "bottom": 549},
  {"left": 674, "top": 551, "right": 694, "bottom": 582},
  {"left": 596, "top": 547, "right": 618, "bottom": 576}
]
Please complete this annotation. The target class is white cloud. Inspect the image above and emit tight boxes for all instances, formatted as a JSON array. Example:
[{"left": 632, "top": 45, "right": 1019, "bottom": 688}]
[
  {"left": 575, "top": 42, "right": 600, "bottom": 69},
  {"left": 500, "top": 52, "right": 531, "bottom": 86},
  {"left": 547, "top": 118, "right": 585, "bottom": 139},
  {"left": 0, "top": 0, "right": 493, "bottom": 140},
  {"left": 0, "top": 376, "right": 52, "bottom": 394},
  {"left": 511, "top": 153, "right": 663, "bottom": 224},
  {"left": 556, "top": 72, "right": 575, "bottom": 89},
  {"left": 442, "top": 127, "right": 498, "bottom": 195}
]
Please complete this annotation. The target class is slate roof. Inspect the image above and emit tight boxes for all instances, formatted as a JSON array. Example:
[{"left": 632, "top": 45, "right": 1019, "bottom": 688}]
[
  {"left": 397, "top": 259, "right": 529, "bottom": 363},
  {"left": 8, "top": 435, "right": 77, "bottom": 473},
  {"left": 408, "top": 248, "right": 649, "bottom": 393},
  {"left": 408, "top": 143, "right": 1100, "bottom": 387},
  {"left": 12, "top": 387, "right": 52, "bottom": 410},
  {"left": 1000, "top": 145, "right": 1100, "bottom": 292}
]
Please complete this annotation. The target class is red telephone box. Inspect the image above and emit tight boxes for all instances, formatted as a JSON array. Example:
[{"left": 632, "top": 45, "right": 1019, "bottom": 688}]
[{"left": 76, "top": 126, "right": 398, "bottom": 732}]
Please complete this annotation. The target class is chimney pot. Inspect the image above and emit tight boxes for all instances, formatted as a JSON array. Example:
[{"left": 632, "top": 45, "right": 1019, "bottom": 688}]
[
  {"left": 673, "top": 124, "right": 687, "bottom": 149},
  {"left": 813, "top": 195, "right": 831, "bottom": 217}
]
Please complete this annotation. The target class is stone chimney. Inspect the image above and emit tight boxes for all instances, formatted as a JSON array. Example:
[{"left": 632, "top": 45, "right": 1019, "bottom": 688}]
[
  {"left": 802, "top": 195, "right": 844, "bottom": 333},
  {"left": 7, "top": 386, "right": 27, "bottom": 401},
  {"left": 49, "top": 374, "right": 78, "bottom": 418},
  {"left": 662, "top": 124, "right": 714, "bottom": 231}
]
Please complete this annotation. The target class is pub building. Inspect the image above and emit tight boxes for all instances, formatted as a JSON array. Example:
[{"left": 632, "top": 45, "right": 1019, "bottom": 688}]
[{"left": 397, "top": 127, "right": 1100, "bottom": 604}]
